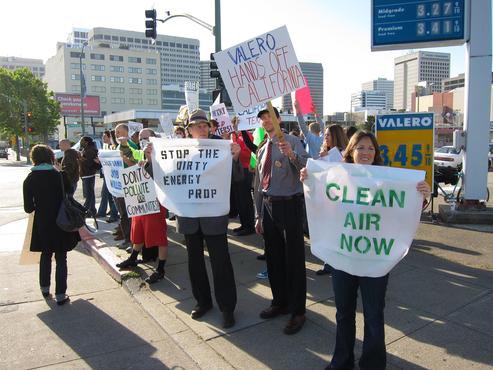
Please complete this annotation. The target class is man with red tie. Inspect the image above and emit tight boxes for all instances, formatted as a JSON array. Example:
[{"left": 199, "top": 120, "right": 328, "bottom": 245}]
[{"left": 253, "top": 106, "right": 309, "bottom": 335}]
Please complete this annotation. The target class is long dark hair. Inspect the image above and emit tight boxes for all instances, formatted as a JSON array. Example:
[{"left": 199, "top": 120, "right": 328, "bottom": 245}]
[
  {"left": 61, "top": 148, "right": 80, "bottom": 183},
  {"left": 343, "top": 131, "right": 383, "bottom": 165},
  {"left": 322, "top": 124, "right": 348, "bottom": 152}
]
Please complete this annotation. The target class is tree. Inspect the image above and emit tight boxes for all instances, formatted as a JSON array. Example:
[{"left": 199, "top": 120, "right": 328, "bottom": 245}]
[
  {"left": 0, "top": 67, "right": 60, "bottom": 158},
  {"left": 357, "top": 115, "right": 375, "bottom": 132}
]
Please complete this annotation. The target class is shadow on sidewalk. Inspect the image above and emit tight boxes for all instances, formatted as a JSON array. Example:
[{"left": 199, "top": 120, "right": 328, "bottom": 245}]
[{"left": 37, "top": 299, "right": 167, "bottom": 369}]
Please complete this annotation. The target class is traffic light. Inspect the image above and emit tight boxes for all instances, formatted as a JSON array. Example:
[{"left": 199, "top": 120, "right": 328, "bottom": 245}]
[
  {"left": 26, "top": 111, "right": 33, "bottom": 123},
  {"left": 210, "top": 53, "right": 232, "bottom": 107},
  {"left": 145, "top": 9, "right": 157, "bottom": 39}
]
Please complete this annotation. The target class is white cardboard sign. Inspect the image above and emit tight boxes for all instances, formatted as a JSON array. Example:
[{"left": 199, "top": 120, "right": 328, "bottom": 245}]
[
  {"left": 210, "top": 103, "right": 234, "bottom": 136},
  {"left": 98, "top": 149, "right": 124, "bottom": 197},
  {"left": 121, "top": 165, "right": 160, "bottom": 217}
]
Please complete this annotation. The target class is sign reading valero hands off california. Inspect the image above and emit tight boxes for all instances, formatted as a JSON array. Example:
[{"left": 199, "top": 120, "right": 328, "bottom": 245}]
[
  {"left": 376, "top": 113, "right": 434, "bottom": 188},
  {"left": 150, "top": 137, "right": 232, "bottom": 218},
  {"left": 98, "top": 150, "right": 124, "bottom": 197},
  {"left": 121, "top": 165, "right": 160, "bottom": 217},
  {"left": 213, "top": 26, "right": 305, "bottom": 113},
  {"left": 303, "top": 160, "right": 425, "bottom": 277}
]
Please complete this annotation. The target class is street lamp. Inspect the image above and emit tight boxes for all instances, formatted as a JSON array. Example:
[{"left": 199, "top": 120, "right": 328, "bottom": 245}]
[{"left": 79, "top": 42, "right": 88, "bottom": 136}]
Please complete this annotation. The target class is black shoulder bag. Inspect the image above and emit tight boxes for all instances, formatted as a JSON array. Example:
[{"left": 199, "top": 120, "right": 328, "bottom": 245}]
[{"left": 56, "top": 173, "right": 98, "bottom": 233}]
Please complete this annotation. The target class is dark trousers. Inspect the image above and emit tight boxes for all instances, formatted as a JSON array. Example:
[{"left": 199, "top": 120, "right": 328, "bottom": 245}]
[
  {"left": 330, "top": 269, "right": 389, "bottom": 370},
  {"left": 233, "top": 168, "right": 255, "bottom": 230},
  {"left": 115, "top": 197, "right": 130, "bottom": 243},
  {"left": 262, "top": 196, "right": 306, "bottom": 316},
  {"left": 97, "top": 178, "right": 119, "bottom": 218},
  {"left": 39, "top": 250, "right": 67, "bottom": 295},
  {"left": 184, "top": 229, "right": 237, "bottom": 313},
  {"left": 82, "top": 176, "right": 96, "bottom": 216}
]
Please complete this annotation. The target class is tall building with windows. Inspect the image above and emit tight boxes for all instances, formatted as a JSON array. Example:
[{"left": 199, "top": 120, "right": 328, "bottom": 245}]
[
  {"left": 66, "top": 28, "right": 89, "bottom": 47},
  {"left": 394, "top": 51, "right": 450, "bottom": 111},
  {"left": 361, "top": 78, "right": 394, "bottom": 110},
  {"left": 200, "top": 61, "right": 216, "bottom": 92},
  {"left": 45, "top": 42, "right": 161, "bottom": 119},
  {"left": 0, "top": 56, "right": 45, "bottom": 79},
  {"left": 281, "top": 62, "right": 324, "bottom": 114},
  {"left": 351, "top": 90, "right": 387, "bottom": 112}
]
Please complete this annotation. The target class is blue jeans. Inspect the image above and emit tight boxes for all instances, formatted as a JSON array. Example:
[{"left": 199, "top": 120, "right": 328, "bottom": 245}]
[
  {"left": 82, "top": 176, "right": 97, "bottom": 216},
  {"left": 330, "top": 269, "right": 389, "bottom": 370},
  {"left": 97, "top": 178, "right": 119, "bottom": 218}
]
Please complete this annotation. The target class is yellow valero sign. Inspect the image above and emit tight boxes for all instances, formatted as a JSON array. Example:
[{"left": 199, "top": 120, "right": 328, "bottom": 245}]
[{"left": 375, "top": 113, "right": 434, "bottom": 188}]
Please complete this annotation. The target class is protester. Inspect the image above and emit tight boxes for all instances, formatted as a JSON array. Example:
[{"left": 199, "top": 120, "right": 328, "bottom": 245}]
[
  {"left": 300, "top": 131, "right": 430, "bottom": 370},
  {"left": 294, "top": 101, "right": 324, "bottom": 159},
  {"left": 173, "top": 126, "right": 186, "bottom": 138},
  {"left": 116, "top": 129, "right": 168, "bottom": 284},
  {"left": 113, "top": 123, "right": 138, "bottom": 249},
  {"left": 144, "top": 109, "right": 241, "bottom": 329},
  {"left": 345, "top": 125, "right": 358, "bottom": 141},
  {"left": 253, "top": 106, "right": 309, "bottom": 335},
  {"left": 59, "top": 139, "right": 71, "bottom": 153},
  {"left": 316, "top": 123, "right": 349, "bottom": 276},
  {"left": 209, "top": 119, "right": 219, "bottom": 136},
  {"left": 79, "top": 136, "right": 100, "bottom": 217},
  {"left": 60, "top": 148, "right": 80, "bottom": 195},
  {"left": 23, "top": 144, "right": 80, "bottom": 305},
  {"left": 96, "top": 130, "right": 119, "bottom": 223}
]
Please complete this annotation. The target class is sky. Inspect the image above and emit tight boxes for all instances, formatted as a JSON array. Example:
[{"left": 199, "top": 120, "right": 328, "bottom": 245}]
[{"left": 0, "top": 0, "right": 483, "bottom": 113}]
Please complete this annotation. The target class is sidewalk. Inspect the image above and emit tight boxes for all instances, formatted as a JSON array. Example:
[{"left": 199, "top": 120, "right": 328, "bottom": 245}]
[
  {"left": 82, "top": 216, "right": 493, "bottom": 369},
  {"left": 0, "top": 218, "right": 199, "bottom": 369}
]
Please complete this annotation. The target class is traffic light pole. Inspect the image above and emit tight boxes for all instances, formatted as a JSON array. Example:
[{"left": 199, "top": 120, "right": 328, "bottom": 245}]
[
  {"left": 23, "top": 101, "right": 31, "bottom": 165},
  {"left": 215, "top": 0, "right": 221, "bottom": 53},
  {"left": 80, "top": 43, "right": 87, "bottom": 137}
]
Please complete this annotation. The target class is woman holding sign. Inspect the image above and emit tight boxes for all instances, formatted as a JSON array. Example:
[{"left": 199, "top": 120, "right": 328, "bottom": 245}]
[{"left": 300, "top": 131, "right": 430, "bottom": 370}]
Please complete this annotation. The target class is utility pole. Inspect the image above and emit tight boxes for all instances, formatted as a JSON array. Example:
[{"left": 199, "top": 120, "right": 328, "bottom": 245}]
[
  {"left": 214, "top": 0, "right": 221, "bottom": 53},
  {"left": 80, "top": 43, "right": 87, "bottom": 136},
  {"left": 23, "top": 101, "right": 31, "bottom": 165}
]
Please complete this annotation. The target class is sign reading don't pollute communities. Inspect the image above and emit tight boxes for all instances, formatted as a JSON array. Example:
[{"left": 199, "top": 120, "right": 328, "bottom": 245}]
[
  {"left": 121, "top": 165, "right": 160, "bottom": 217},
  {"left": 213, "top": 26, "right": 305, "bottom": 113}
]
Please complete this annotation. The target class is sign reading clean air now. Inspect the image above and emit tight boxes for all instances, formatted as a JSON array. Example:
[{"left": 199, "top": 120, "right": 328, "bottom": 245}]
[
  {"left": 213, "top": 26, "right": 305, "bottom": 113},
  {"left": 303, "top": 160, "right": 424, "bottom": 277}
]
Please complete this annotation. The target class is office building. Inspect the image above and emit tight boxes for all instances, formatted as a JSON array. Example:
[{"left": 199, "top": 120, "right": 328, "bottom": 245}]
[
  {"left": 351, "top": 90, "right": 387, "bottom": 111},
  {"left": 362, "top": 78, "right": 394, "bottom": 109},
  {"left": 394, "top": 51, "right": 450, "bottom": 111},
  {"left": 0, "top": 56, "right": 45, "bottom": 79},
  {"left": 442, "top": 72, "right": 493, "bottom": 92},
  {"left": 281, "top": 62, "right": 324, "bottom": 114},
  {"left": 200, "top": 61, "right": 216, "bottom": 92},
  {"left": 161, "top": 84, "right": 212, "bottom": 111},
  {"left": 45, "top": 42, "right": 162, "bottom": 119},
  {"left": 67, "top": 28, "right": 89, "bottom": 47}
]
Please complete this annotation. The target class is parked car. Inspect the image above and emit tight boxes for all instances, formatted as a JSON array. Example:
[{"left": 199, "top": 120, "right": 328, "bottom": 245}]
[
  {"left": 0, "top": 145, "right": 8, "bottom": 159},
  {"left": 54, "top": 137, "right": 103, "bottom": 160},
  {"left": 434, "top": 146, "right": 463, "bottom": 170}
]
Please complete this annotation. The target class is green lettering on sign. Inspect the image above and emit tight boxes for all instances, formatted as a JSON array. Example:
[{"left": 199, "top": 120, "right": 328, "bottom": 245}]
[
  {"left": 340, "top": 233, "right": 352, "bottom": 252},
  {"left": 356, "top": 187, "right": 370, "bottom": 206},
  {"left": 326, "top": 183, "right": 340, "bottom": 201},
  {"left": 371, "top": 189, "right": 387, "bottom": 207},
  {"left": 342, "top": 186, "right": 354, "bottom": 204},
  {"left": 373, "top": 238, "right": 394, "bottom": 255},
  {"left": 344, "top": 212, "right": 356, "bottom": 229},
  {"left": 355, "top": 236, "right": 371, "bottom": 254},
  {"left": 389, "top": 190, "right": 405, "bottom": 208}
]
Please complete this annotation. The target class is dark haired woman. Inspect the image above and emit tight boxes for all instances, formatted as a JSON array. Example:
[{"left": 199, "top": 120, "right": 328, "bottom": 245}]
[
  {"left": 301, "top": 132, "right": 430, "bottom": 370},
  {"left": 23, "top": 144, "right": 80, "bottom": 305},
  {"left": 79, "top": 136, "right": 100, "bottom": 216},
  {"left": 61, "top": 148, "right": 80, "bottom": 195}
]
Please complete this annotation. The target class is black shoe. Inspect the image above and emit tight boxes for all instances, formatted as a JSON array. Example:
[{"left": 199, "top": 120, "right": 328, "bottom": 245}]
[
  {"left": 56, "top": 296, "right": 70, "bottom": 306},
  {"left": 222, "top": 311, "right": 235, "bottom": 328},
  {"left": 283, "top": 314, "right": 306, "bottom": 335},
  {"left": 116, "top": 258, "right": 137, "bottom": 269},
  {"left": 191, "top": 304, "right": 212, "bottom": 320},
  {"left": 146, "top": 270, "right": 164, "bottom": 284},
  {"left": 233, "top": 227, "right": 255, "bottom": 236},
  {"left": 259, "top": 306, "right": 289, "bottom": 319},
  {"left": 256, "top": 254, "right": 266, "bottom": 261}
]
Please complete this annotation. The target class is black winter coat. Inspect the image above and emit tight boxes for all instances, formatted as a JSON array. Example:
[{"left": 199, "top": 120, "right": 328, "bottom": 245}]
[
  {"left": 23, "top": 169, "right": 81, "bottom": 252},
  {"left": 79, "top": 145, "right": 100, "bottom": 177}
]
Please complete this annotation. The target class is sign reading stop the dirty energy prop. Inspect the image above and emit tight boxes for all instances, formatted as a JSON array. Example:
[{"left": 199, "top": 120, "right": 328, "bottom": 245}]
[
  {"left": 121, "top": 165, "right": 160, "bottom": 217},
  {"left": 213, "top": 26, "right": 305, "bottom": 113},
  {"left": 303, "top": 160, "right": 425, "bottom": 277}
]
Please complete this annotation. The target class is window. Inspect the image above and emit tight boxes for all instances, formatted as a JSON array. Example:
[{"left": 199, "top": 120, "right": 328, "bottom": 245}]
[
  {"left": 71, "top": 85, "right": 80, "bottom": 92},
  {"left": 119, "top": 36, "right": 126, "bottom": 42},
  {"left": 146, "top": 68, "right": 157, "bottom": 75},
  {"left": 146, "top": 89, "right": 158, "bottom": 95},
  {"left": 170, "top": 42, "right": 175, "bottom": 47},
  {"left": 142, "top": 39, "right": 148, "bottom": 44},
  {"left": 70, "top": 63, "right": 83, "bottom": 69},
  {"left": 156, "top": 41, "right": 162, "bottom": 46},
  {"left": 111, "top": 97, "right": 125, "bottom": 104},
  {"left": 70, "top": 52, "right": 85, "bottom": 58},
  {"left": 146, "top": 58, "right": 157, "bottom": 65},
  {"left": 100, "top": 98, "right": 107, "bottom": 103},
  {"left": 90, "top": 64, "right": 105, "bottom": 71},
  {"left": 94, "top": 34, "right": 103, "bottom": 40},
  {"left": 146, "top": 79, "right": 157, "bottom": 85},
  {"left": 110, "top": 76, "right": 124, "bottom": 83},
  {"left": 127, "top": 37, "right": 134, "bottom": 42},
  {"left": 176, "top": 43, "right": 182, "bottom": 48},
  {"left": 129, "top": 88, "right": 142, "bottom": 94},
  {"left": 128, "top": 56, "right": 141, "bottom": 63},
  {"left": 71, "top": 74, "right": 80, "bottom": 80},
  {"left": 112, "top": 36, "right": 118, "bottom": 41},
  {"left": 90, "top": 53, "right": 105, "bottom": 60},
  {"left": 110, "top": 55, "right": 123, "bottom": 62},
  {"left": 104, "top": 35, "right": 111, "bottom": 40},
  {"left": 128, "top": 67, "right": 142, "bottom": 74},
  {"left": 147, "top": 99, "right": 159, "bottom": 105},
  {"left": 129, "top": 77, "right": 142, "bottom": 84},
  {"left": 129, "top": 98, "right": 143, "bottom": 104},
  {"left": 110, "top": 65, "right": 124, "bottom": 72},
  {"left": 134, "top": 38, "right": 141, "bottom": 43},
  {"left": 163, "top": 42, "right": 169, "bottom": 46},
  {"left": 91, "top": 75, "right": 106, "bottom": 82},
  {"left": 91, "top": 86, "right": 106, "bottom": 93},
  {"left": 111, "top": 87, "right": 124, "bottom": 93}
]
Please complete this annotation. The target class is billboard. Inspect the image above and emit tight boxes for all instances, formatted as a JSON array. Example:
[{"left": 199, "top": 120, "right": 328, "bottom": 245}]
[
  {"left": 55, "top": 93, "right": 101, "bottom": 117},
  {"left": 371, "top": 0, "right": 468, "bottom": 51}
]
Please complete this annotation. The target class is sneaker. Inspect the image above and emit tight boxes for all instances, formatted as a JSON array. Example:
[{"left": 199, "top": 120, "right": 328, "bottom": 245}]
[
  {"left": 146, "top": 270, "right": 165, "bottom": 284},
  {"left": 256, "top": 270, "right": 268, "bottom": 279}
]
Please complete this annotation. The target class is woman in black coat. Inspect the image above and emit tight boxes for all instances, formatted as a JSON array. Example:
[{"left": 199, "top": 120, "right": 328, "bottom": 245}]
[{"left": 23, "top": 144, "right": 81, "bottom": 305}]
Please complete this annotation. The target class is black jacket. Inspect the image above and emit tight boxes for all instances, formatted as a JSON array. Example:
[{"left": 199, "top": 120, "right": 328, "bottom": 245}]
[
  {"left": 79, "top": 145, "right": 100, "bottom": 177},
  {"left": 23, "top": 170, "right": 81, "bottom": 252}
]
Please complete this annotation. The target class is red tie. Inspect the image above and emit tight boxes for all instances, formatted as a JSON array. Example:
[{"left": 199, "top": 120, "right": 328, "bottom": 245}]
[{"left": 261, "top": 141, "right": 272, "bottom": 191}]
